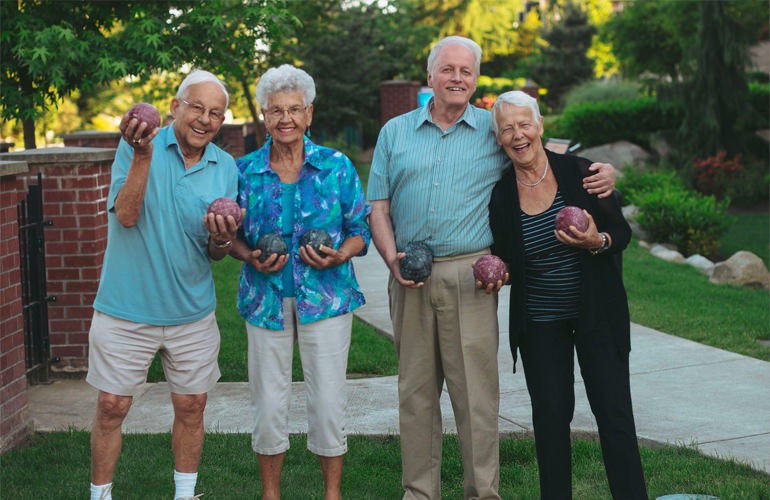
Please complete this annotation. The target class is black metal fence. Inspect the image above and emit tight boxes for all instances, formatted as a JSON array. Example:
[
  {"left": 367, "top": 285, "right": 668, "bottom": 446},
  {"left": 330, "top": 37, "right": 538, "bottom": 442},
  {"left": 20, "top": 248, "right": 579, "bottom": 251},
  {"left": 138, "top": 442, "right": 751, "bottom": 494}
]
[{"left": 17, "top": 172, "right": 56, "bottom": 384}]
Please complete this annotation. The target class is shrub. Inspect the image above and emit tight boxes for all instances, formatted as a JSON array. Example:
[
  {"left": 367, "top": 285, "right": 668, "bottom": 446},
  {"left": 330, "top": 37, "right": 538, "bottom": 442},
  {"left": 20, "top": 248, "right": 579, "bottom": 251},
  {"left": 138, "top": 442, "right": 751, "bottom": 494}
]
[
  {"left": 617, "top": 167, "right": 685, "bottom": 206},
  {"left": 691, "top": 150, "right": 744, "bottom": 199},
  {"left": 633, "top": 183, "right": 734, "bottom": 258},
  {"left": 560, "top": 97, "right": 683, "bottom": 148},
  {"left": 563, "top": 79, "right": 642, "bottom": 108}
]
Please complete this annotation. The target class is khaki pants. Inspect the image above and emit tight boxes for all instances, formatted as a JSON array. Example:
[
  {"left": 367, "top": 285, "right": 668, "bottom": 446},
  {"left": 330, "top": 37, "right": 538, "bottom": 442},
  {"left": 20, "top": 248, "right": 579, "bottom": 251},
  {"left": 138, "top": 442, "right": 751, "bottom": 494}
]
[{"left": 389, "top": 251, "right": 501, "bottom": 500}]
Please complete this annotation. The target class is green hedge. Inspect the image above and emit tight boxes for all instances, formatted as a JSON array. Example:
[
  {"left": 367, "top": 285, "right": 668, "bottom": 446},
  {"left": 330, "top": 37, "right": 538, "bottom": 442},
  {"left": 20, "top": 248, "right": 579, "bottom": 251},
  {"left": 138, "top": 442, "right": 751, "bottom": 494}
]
[{"left": 559, "top": 97, "right": 683, "bottom": 149}]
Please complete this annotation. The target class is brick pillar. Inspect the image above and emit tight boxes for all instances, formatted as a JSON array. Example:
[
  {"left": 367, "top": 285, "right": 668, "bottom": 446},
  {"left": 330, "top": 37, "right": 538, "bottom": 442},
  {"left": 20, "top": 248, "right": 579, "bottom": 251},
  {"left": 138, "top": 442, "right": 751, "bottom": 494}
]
[
  {"left": 1, "top": 147, "right": 115, "bottom": 374},
  {"left": 380, "top": 80, "right": 421, "bottom": 126},
  {"left": 0, "top": 161, "right": 33, "bottom": 452}
]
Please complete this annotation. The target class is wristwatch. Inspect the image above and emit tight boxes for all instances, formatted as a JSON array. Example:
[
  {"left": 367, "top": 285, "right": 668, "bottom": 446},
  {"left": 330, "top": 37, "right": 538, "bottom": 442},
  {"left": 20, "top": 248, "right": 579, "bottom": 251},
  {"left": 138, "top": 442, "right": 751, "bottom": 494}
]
[{"left": 589, "top": 232, "right": 609, "bottom": 255}]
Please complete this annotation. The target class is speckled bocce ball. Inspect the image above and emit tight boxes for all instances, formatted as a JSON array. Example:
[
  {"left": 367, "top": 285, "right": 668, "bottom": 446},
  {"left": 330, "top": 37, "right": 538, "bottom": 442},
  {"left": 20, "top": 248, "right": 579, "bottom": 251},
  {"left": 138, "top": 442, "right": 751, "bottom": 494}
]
[
  {"left": 472, "top": 254, "right": 507, "bottom": 287},
  {"left": 399, "top": 241, "right": 433, "bottom": 282},
  {"left": 555, "top": 206, "right": 589, "bottom": 236},
  {"left": 126, "top": 102, "right": 161, "bottom": 138},
  {"left": 300, "top": 228, "right": 334, "bottom": 257},
  {"left": 207, "top": 197, "right": 242, "bottom": 223},
  {"left": 255, "top": 233, "right": 288, "bottom": 263}
]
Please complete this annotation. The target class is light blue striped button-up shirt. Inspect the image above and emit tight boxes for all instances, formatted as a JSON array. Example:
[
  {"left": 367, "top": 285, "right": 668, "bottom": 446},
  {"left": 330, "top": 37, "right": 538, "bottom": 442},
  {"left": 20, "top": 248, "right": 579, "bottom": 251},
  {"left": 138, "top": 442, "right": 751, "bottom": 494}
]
[{"left": 367, "top": 100, "right": 511, "bottom": 257}]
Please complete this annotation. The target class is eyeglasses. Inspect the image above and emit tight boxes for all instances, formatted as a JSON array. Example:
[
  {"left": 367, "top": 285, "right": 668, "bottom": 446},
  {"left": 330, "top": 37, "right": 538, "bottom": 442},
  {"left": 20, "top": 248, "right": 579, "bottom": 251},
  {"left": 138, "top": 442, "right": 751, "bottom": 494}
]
[
  {"left": 180, "top": 98, "right": 226, "bottom": 123},
  {"left": 265, "top": 106, "right": 307, "bottom": 120}
]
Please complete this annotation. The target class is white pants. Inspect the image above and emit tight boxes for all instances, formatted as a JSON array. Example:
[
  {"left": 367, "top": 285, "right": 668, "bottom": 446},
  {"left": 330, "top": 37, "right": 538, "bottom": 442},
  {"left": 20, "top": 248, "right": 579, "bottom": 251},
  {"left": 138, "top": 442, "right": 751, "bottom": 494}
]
[{"left": 246, "top": 298, "right": 352, "bottom": 457}]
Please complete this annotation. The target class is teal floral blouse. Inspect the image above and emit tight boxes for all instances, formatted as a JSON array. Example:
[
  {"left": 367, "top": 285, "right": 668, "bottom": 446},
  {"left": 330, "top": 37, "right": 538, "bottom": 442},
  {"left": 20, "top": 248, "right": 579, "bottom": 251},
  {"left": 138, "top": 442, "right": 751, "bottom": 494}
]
[{"left": 236, "top": 137, "right": 371, "bottom": 330}]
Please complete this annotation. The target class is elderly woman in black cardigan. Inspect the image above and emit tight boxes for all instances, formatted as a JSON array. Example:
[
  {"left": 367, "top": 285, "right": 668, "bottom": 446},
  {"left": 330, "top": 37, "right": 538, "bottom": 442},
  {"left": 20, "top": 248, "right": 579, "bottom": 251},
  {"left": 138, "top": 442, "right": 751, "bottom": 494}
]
[{"left": 487, "top": 91, "right": 647, "bottom": 500}]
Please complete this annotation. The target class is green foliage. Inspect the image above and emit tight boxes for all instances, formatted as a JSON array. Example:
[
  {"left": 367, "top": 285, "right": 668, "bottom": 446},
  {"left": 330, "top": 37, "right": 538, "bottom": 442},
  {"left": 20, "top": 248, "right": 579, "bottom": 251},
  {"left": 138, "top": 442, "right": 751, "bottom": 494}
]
[
  {"left": 530, "top": 2, "right": 596, "bottom": 110},
  {"left": 676, "top": 1, "right": 756, "bottom": 159},
  {"left": 632, "top": 182, "right": 734, "bottom": 258},
  {"left": 748, "top": 82, "right": 770, "bottom": 128},
  {"left": 1, "top": 0, "right": 296, "bottom": 149},
  {"left": 600, "top": 0, "right": 698, "bottom": 82},
  {"left": 559, "top": 96, "right": 683, "bottom": 149},
  {"left": 617, "top": 168, "right": 686, "bottom": 205},
  {"left": 562, "top": 78, "right": 642, "bottom": 108}
]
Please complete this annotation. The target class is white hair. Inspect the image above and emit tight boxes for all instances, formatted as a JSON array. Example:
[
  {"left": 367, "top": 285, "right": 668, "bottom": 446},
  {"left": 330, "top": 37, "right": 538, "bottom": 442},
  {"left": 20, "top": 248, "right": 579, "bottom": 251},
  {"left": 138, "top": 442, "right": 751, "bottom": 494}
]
[
  {"left": 426, "top": 36, "right": 482, "bottom": 76},
  {"left": 177, "top": 69, "right": 229, "bottom": 108},
  {"left": 256, "top": 64, "right": 316, "bottom": 108},
  {"left": 490, "top": 90, "right": 542, "bottom": 136}
]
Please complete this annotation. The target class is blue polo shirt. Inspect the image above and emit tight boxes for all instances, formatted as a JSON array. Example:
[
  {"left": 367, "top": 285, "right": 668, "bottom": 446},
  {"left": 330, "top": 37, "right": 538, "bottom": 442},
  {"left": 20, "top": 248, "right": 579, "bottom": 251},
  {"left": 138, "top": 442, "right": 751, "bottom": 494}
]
[
  {"left": 367, "top": 100, "right": 510, "bottom": 257},
  {"left": 93, "top": 125, "right": 238, "bottom": 325}
]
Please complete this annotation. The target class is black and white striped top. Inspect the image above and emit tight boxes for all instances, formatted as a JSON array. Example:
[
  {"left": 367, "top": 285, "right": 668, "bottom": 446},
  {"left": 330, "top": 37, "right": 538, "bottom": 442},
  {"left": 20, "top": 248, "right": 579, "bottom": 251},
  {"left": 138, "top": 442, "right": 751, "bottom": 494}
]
[{"left": 520, "top": 191, "right": 582, "bottom": 322}]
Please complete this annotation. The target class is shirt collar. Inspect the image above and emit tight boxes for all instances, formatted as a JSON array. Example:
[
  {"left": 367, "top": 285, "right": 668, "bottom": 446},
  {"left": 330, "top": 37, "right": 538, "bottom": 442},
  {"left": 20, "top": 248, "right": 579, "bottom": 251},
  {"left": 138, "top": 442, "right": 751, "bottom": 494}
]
[{"left": 416, "top": 97, "right": 480, "bottom": 131}]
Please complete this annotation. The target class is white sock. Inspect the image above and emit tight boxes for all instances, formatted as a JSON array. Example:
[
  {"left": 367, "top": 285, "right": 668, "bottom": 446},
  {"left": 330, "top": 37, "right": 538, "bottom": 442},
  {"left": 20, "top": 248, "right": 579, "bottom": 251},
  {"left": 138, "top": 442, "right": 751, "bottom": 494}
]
[
  {"left": 173, "top": 470, "right": 198, "bottom": 499},
  {"left": 90, "top": 482, "right": 113, "bottom": 500}
]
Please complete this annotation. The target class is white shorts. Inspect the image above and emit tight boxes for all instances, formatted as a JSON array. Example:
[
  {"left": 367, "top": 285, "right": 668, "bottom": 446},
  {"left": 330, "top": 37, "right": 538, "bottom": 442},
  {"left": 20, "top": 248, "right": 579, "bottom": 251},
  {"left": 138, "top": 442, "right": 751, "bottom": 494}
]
[
  {"left": 86, "top": 310, "right": 221, "bottom": 396},
  {"left": 247, "top": 298, "right": 351, "bottom": 457}
]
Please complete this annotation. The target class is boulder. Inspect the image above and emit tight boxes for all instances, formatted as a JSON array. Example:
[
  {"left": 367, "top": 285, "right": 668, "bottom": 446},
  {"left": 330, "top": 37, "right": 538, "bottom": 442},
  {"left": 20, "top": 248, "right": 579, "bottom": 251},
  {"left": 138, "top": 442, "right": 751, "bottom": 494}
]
[
  {"left": 577, "top": 140, "right": 652, "bottom": 176},
  {"left": 622, "top": 204, "right": 649, "bottom": 241},
  {"left": 684, "top": 254, "right": 715, "bottom": 276},
  {"left": 710, "top": 251, "right": 770, "bottom": 289}
]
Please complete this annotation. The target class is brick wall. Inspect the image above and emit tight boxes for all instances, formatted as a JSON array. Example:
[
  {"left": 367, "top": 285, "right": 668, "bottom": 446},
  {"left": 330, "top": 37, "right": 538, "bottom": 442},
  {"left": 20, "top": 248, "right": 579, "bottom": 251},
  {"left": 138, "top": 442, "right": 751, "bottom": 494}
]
[
  {"left": 380, "top": 80, "right": 421, "bottom": 126},
  {"left": 0, "top": 148, "right": 114, "bottom": 375},
  {"left": 0, "top": 162, "right": 33, "bottom": 452}
]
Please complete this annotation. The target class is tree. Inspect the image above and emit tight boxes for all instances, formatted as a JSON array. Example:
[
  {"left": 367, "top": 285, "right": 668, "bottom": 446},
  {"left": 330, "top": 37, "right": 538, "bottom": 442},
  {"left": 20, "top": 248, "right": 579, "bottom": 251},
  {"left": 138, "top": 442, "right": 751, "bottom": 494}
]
[
  {"left": 677, "top": 1, "right": 758, "bottom": 159},
  {"left": 1, "top": 0, "right": 294, "bottom": 149},
  {"left": 530, "top": 1, "right": 596, "bottom": 109},
  {"left": 601, "top": 0, "right": 699, "bottom": 82}
]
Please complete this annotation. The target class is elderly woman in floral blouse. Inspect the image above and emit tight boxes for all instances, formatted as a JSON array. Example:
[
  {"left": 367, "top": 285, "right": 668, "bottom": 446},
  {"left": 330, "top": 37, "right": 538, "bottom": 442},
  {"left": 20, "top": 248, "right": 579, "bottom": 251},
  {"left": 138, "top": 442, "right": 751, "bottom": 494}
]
[{"left": 229, "top": 64, "right": 370, "bottom": 500}]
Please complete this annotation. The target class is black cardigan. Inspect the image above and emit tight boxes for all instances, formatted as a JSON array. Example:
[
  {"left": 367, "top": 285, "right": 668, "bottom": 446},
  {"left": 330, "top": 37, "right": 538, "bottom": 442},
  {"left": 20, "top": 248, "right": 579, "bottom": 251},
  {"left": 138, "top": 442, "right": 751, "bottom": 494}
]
[{"left": 489, "top": 150, "right": 632, "bottom": 372}]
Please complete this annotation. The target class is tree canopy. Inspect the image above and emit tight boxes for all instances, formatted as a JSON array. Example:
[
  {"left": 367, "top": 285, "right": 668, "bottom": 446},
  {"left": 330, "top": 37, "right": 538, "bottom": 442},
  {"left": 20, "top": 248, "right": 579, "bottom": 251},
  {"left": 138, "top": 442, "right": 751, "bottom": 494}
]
[{"left": 1, "top": 0, "right": 294, "bottom": 148}]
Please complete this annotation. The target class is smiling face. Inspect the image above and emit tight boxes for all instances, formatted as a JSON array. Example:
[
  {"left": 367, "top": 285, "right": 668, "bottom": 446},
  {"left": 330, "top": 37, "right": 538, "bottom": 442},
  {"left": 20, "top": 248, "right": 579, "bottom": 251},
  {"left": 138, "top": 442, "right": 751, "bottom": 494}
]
[
  {"left": 170, "top": 81, "right": 228, "bottom": 158},
  {"left": 427, "top": 42, "right": 478, "bottom": 111},
  {"left": 494, "top": 103, "right": 546, "bottom": 170},
  {"left": 263, "top": 90, "right": 313, "bottom": 148}
]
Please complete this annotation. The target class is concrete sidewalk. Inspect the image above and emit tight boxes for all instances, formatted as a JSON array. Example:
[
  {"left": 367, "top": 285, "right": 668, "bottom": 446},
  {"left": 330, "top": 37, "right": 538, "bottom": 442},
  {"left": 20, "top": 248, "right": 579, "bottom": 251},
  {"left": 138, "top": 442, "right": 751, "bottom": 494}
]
[{"left": 28, "top": 250, "right": 770, "bottom": 474}]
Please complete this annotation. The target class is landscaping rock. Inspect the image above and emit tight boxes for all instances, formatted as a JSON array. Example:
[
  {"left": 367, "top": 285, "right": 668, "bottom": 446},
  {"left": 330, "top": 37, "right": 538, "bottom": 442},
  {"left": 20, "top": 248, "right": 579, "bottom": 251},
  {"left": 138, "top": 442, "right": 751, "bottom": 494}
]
[
  {"left": 710, "top": 251, "right": 770, "bottom": 289},
  {"left": 577, "top": 140, "right": 652, "bottom": 176},
  {"left": 650, "top": 244, "right": 685, "bottom": 263},
  {"left": 622, "top": 204, "right": 649, "bottom": 241},
  {"left": 684, "top": 254, "right": 715, "bottom": 276}
]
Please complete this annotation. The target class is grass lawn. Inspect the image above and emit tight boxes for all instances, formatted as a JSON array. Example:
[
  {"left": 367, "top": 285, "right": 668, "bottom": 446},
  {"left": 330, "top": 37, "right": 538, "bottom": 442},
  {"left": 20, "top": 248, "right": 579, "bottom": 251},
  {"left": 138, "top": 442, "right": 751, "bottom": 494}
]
[
  {"left": 3, "top": 431, "right": 769, "bottom": 499},
  {"left": 719, "top": 212, "right": 769, "bottom": 267}
]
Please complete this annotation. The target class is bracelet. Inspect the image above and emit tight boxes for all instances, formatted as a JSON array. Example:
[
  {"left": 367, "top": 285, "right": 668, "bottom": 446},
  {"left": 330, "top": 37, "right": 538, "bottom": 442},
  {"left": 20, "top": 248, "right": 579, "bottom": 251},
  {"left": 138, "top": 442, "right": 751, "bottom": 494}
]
[
  {"left": 212, "top": 239, "right": 232, "bottom": 249},
  {"left": 589, "top": 232, "right": 609, "bottom": 255}
]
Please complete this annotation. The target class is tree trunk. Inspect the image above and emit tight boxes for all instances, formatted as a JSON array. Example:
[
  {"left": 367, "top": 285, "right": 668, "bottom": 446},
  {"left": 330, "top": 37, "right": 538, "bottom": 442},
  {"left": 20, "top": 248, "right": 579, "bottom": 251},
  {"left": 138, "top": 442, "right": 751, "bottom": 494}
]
[{"left": 23, "top": 117, "right": 37, "bottom": 150}]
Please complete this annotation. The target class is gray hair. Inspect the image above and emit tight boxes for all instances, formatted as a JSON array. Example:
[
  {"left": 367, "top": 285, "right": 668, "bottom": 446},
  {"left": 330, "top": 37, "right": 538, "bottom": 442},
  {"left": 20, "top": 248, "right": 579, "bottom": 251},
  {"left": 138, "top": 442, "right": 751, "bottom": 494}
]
[
  {"left": 177, "top": 69, "right": 229, "bottom": 108},
  {"left": 256, "top": 65, "right": 316, "bottom": 108},
  {"left": 426, "top": 36, "right": 482, "bottom": 76},
  {"left": 490, "top": 90, "right": 542, "bottom": 136}
]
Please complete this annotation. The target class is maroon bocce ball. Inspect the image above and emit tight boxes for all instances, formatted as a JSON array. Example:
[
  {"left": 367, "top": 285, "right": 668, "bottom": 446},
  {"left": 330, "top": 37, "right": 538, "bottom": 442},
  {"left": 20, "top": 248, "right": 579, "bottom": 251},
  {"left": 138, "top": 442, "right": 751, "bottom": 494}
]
[
  {"left": 207, "top": 197, "right": 241, "bottom": 223},
  {"left": 472, "top": 255, "right": 507, "bottom": 287},
  {"left": 555, "top": 206, "right": 589, "bottom": 236},
  {"left": 126, "top": 102, "right": 161, "bottom": 138}
]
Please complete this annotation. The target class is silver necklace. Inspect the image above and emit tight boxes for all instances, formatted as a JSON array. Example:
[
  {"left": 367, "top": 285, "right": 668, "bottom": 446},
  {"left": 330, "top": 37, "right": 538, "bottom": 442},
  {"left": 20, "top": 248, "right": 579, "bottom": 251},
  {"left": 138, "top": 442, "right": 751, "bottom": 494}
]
[{"left": 516, "top": 161, "right": 549, "bottom": 187}]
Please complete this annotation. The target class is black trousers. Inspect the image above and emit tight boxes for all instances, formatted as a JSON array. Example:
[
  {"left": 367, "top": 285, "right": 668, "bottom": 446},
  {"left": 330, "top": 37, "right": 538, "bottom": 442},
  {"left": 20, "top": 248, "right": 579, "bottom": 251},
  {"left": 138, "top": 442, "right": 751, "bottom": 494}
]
[{"left": 519, "top": 318, "right": 648, "bottom": 500}]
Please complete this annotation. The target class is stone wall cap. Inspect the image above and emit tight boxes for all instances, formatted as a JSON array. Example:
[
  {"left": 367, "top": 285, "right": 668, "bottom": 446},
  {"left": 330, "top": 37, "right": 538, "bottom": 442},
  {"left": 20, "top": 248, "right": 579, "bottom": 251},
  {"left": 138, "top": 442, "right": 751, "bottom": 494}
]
[
  {"left": 0, "top": 160, "right": 29, "bottom": 177},
  {"left": 62, "top": 130, "right": 121, "bottom": 139},
  {"left": 0, "top": 146, "right": 116, "bottom": 164}
]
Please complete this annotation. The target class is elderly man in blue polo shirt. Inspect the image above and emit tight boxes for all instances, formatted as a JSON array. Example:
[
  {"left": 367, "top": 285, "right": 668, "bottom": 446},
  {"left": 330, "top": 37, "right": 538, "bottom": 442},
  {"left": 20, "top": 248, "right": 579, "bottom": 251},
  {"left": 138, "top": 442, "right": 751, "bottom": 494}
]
[
  {"left": 367, "top": 36, "right": 615, "bottom": 500},
  {"left": 86, "top": 69, "right": 239, "bottom": 500}
]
